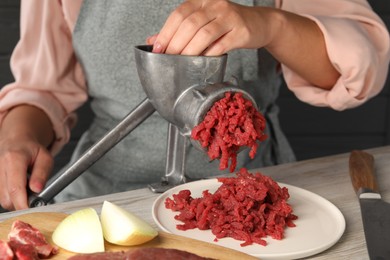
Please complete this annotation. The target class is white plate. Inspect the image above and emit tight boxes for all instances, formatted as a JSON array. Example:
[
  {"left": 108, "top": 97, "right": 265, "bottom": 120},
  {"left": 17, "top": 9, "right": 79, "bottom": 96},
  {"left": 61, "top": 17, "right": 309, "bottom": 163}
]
[{"left": 152, "top": 178, "right": 345, "bottom": 260}]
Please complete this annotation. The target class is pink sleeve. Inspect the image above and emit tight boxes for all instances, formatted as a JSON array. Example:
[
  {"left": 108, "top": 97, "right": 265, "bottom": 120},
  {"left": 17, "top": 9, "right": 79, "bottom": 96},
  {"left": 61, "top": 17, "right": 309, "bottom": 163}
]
[
  {"left": 276, "top": 0, "right": 390, "bottom": 110},
  {"left": 0, "top": 0, "right": 87, "bottom": 155}
]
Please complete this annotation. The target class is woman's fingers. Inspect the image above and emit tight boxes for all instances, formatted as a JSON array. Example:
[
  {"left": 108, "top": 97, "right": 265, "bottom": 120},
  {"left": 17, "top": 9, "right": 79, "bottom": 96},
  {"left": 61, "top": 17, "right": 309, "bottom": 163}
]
[
  {"left": 180, "top": 17, "right": 232, "bottom": 55},
  {"left": 153, "top": 0, "right": 262, "bottom": 56},
  {"left": 28, "top": 148, "right": 53, "bottom": 194},
  {"left": 0, "top": 169, "right": 13, "bottom": 210},
  {"left": 153, "top": 1, "right": 200, "bottom": 53},
  {"left": 165, "top": 11, "right": 217, "bottom": 55},
  {"left": 4, "top": 153, "right": 29, "bottom": 210},
  {"left": 0, "top": 140, "right": 53, "bottom": 211},
  {"left": 202, "top": 28, "right": 244, "bottom": 56},
  {"left": 146, "top": 34, "right": 158, "bottom": 45}
]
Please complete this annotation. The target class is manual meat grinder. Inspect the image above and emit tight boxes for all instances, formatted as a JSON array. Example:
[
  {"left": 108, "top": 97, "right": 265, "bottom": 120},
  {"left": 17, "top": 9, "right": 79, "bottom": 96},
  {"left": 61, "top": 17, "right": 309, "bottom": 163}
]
[{"left": 29, "top": 45, "right": 258, "bottom": 207}]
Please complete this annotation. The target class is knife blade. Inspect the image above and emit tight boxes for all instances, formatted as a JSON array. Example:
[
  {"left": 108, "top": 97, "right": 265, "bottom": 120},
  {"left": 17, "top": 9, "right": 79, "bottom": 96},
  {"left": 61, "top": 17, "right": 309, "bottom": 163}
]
[{"left": 349, "top": 150, "right": 390, "bottom": 260}]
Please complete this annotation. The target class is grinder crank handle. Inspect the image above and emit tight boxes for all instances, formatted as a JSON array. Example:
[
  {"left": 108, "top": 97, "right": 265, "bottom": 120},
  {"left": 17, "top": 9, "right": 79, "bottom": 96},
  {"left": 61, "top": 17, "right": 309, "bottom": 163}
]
[
  {"left": 29, "top": 98, "right": 156, "bottom": 207},
  {"left": 349, "top": 150, "right": 379, "bottom": 196}
]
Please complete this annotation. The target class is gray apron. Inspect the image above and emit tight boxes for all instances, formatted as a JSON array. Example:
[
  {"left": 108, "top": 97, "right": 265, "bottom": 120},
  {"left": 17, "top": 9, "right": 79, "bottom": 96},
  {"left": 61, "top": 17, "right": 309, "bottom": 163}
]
[{"left": 55, "top": 0, "right": 295, "bottom": 202}]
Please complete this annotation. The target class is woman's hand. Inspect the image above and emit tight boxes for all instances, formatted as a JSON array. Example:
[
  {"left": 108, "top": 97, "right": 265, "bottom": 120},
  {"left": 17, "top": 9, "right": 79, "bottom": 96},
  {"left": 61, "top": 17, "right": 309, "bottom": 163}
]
[
  {"left": 148, "top": 0, "right": 340, "bottom": 89},
  {"left": 149, "top": 0, "right": 276, "bottom": 56},
  {"left": 0, "top": 105, "right": 54, "bottom": 211}
]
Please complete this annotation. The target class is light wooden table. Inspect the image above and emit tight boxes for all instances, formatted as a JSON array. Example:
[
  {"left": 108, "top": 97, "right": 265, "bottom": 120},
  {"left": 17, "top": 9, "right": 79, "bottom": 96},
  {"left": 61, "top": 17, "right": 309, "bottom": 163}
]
[{"left": 1, "top": 146, "right": 390, "bottom": 259}]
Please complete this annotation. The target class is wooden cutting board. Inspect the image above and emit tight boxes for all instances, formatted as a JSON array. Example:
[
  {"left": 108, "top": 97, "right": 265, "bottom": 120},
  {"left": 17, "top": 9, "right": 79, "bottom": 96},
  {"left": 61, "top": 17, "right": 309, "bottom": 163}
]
[{"left": 0, "top": 212, "right": 257, "bottom": 260}]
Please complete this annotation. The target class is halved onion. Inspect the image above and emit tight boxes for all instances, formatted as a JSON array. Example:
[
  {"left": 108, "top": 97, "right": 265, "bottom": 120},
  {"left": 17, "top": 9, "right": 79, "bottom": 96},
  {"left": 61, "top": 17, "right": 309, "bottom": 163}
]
[
  {"left": 100, "top": 200, "right": 158, "bottom": 246},
  {"left": 52, "top": 208, "right": 104, "bottom": 253}
]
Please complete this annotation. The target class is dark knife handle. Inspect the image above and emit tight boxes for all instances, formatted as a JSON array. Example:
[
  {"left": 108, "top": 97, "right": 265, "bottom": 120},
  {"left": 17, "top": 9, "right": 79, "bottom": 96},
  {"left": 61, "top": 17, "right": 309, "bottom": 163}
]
[{"left": 349, "top": 150, "right": 378, "bottom": 194}]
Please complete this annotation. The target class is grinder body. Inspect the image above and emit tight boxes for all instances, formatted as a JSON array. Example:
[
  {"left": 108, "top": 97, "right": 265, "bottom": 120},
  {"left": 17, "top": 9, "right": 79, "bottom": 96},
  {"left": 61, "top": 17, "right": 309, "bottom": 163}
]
[{"left": 29, "top": 45, "right": 260, "bottom": 206}]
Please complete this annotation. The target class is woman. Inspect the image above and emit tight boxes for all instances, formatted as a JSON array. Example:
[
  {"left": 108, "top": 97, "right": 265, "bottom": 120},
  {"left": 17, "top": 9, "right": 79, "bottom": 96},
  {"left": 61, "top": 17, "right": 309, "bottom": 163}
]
[{"left": 0, "top": 0, "right": 389, "bottom": 211}]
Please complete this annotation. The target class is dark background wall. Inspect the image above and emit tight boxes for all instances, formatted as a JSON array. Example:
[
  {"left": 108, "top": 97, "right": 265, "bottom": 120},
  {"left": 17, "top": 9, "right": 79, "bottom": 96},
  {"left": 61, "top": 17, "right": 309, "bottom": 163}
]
[{"left": 0, "top": 1, "right": 389, "bottom": 174}]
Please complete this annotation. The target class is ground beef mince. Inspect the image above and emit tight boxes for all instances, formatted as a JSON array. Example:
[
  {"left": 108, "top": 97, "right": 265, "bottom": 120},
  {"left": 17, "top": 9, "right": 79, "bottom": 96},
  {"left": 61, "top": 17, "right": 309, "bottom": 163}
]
[
  {"left": 191, "top": 92, "right": 267, "bottom": 172},
  {"left": 165, "top": 168, "right": 297, "bottom": 247}
]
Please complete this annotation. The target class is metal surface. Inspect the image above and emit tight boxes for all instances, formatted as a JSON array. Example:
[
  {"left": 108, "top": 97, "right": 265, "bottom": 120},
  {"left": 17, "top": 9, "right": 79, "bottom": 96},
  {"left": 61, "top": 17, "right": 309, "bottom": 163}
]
[
  {"left": 349, "top": 150, "right": 390, "bottom": 260},
  {"left": 134, "top": 45, "right": 227, "bottom": 127},
  {"left": 358, "top": 193, "right": 390, "bottom": 260},
  {"left": 148, "top": 123, "right": 187, "bottom": 193},
  {"left": 29, "top": 99, "right": 155, "bottom": 207}
]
